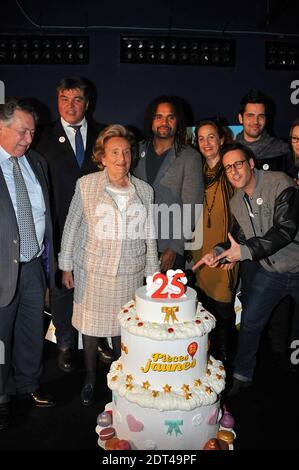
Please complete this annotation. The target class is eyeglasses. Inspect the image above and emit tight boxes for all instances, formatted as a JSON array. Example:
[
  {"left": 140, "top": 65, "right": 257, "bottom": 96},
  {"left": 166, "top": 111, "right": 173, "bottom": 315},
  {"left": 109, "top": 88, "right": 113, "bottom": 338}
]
[
  {"left": 291, "top": 136, "right": 299, "bottom": 144},
  {"left": 224, "top": 160, "right": 247, "bottom": 173}
]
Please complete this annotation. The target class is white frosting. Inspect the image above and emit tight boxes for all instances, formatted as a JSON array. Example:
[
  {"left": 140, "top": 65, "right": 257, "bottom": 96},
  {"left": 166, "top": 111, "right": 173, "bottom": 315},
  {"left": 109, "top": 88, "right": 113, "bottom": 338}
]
[
  {"left": 108, "top": 356, "right": 225, "bottom": 411},
  {"left": 120, "top": 328, "right": 209, "bottom": 390},
  {"left": 120, "top": 295, "right": 214, "bottom": 335}
]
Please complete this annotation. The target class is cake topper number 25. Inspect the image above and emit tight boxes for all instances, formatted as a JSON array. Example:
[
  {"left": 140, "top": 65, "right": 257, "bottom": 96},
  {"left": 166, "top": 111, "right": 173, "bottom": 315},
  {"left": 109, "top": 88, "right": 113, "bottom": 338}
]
[{"left": 151, "top": 272, "right": 185, "bottom": 299}]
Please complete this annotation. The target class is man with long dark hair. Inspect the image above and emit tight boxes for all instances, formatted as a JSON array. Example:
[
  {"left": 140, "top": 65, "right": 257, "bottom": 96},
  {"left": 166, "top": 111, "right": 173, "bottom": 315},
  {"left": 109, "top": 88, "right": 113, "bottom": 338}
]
[{"left": 134, "top": 95, "right": 203, "bottom": 271}]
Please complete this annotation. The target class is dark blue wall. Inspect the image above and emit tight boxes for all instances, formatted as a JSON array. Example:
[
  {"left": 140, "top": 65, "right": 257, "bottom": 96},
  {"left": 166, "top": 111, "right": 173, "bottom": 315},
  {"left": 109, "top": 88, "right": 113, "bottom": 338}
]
[{"left": 0, "top": 1, "right": 299, "bottom": 138}]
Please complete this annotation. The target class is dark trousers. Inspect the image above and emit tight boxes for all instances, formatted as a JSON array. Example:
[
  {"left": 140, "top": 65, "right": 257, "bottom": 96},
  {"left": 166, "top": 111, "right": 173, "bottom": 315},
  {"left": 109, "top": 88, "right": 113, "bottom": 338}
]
[
  {"left": 234, "top": 266, "right": 299, "bottom": 382},
  {"left": 50, "top": 280, "right": 76, "bottom": 350},
  {"left": 197, "top": 288, "right": 236, "bottom": 363},
  {"left": 0, "top": 257, "right": 46, "bottom": 403},
  {"left": 240, "top": 260, "right": 295, "bottom": 352},
  {"left": 268, "top": 296, "right": 294, "bottom": 352}
]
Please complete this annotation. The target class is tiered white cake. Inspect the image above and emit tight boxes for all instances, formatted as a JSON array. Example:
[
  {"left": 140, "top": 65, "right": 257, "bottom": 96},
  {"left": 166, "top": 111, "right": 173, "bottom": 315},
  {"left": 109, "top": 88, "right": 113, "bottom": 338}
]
[{"left": 97, "top": 275, "right": 226, "bottom": 450}]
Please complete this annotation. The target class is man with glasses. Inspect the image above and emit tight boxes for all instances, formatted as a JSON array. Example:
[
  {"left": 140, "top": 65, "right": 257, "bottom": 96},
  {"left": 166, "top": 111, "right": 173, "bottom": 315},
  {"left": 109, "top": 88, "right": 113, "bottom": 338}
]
[
  {"left": 193, "top": 142, "right": 299, "bottom": 395},
  {"left": 236, "top": 90, "right": 298, "bottom": 365}
]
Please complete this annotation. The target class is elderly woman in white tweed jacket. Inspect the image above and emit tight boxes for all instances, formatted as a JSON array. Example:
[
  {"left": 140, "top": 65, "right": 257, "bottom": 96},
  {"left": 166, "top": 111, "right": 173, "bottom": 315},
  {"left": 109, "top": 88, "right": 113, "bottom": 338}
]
[{"left": 59, "top": 124, "right": 159, "bottom": 405}]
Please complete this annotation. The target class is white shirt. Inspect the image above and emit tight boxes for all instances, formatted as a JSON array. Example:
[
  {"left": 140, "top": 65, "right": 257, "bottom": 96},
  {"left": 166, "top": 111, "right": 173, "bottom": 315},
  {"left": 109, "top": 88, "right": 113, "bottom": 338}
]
[
  {"left": 0, "top": 146, "right": 46, "bottom": 262},
  {"left": 60, "top": 117, "right": 87, "bottom": 154}
]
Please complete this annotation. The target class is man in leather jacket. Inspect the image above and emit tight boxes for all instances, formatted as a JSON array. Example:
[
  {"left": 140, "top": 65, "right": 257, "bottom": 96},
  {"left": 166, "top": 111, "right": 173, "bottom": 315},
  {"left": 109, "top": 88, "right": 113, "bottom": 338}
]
[{"left": 193, "top": 142, "right": 299, "bottom": 393}]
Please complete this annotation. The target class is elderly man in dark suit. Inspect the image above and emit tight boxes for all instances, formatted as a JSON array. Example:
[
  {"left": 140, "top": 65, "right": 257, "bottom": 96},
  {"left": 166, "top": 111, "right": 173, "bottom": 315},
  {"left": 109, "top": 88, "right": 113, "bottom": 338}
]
[
  {"left": 34, "top": 77, "right": 112, "bottom": 372},
  {"left": 0, "top": 98, "right": 56, "bottom": 431}
]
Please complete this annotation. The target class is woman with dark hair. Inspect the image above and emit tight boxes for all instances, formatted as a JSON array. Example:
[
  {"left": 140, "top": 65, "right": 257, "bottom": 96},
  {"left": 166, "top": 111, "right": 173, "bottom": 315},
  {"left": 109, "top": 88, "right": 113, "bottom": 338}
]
[
  {"left": 192, "top": 120, "right": 238, "bottom": 369},
  {"left": 59, "top": 124, "right": 159, "bottom": 405}
]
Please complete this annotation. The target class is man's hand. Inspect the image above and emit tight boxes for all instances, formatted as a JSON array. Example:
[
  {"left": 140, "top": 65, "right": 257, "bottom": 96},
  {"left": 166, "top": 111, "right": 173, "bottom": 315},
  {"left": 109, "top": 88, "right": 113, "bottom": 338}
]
[
  {"left": 62, "top": 271, "right": 74, "bottom": 289},
  {"left": 159, "top": 249, "right": 177, "bottom": 272},
  {"left": 215, "top": 233, "right": 241, "bottom": 264},
  {"left": 192, "top": 251, "right": 219, "bottom": 271},
  {"left": 192, "top": 233, "right": 240, "bottom": 271}
]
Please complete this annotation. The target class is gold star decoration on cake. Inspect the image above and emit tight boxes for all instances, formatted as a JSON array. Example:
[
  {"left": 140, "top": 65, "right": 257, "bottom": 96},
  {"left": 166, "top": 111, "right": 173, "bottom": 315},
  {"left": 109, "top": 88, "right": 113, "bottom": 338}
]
[
  {"left": 163, "top": 384, "right": 172, "bottom": 393},
  {"left": 116, "top": 364, "right": 123, "bottom": 371},
  {"left": 126, "top": 383, "right": 134, "bottom": 390},
  {"left": 206, "top": 369, "right": 211, "bottom": 376},
  {"left": 126, "top": 374, "right": 133, "bottom": 383},
  {"left": 184, "top": 392, "right": 192, "bottom": 400},
  {"left": 216, "top": 374, "right": 222, "bottom": 380},
  {"left": 194, "top": 379, "right": 202, "bottom": 387},
  {"left": 111, "top": 375, "right": 118, "bottom": 382},
  {"left": 121, "top": 343, "right": 128, "bottom": 354},
  {"left": 142, "top": 381, "right": 150, "bottom": 390},
  {"left": 151, "top": 390, "right": 160, "bottom": 397},
  {"left": 181, "top": 384, "right": 190, "bottom": 392},
  {"left": 205, "top": 386, "right": 212, "bottom": 394}
]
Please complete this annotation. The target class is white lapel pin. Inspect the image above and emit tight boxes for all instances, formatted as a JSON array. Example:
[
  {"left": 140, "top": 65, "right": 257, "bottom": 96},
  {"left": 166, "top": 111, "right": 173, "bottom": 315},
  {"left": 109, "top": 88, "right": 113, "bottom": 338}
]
[
  {"left": 140, "top": 151, "right": 145, "bottom": 158},
  {"left": 256, "top": 197, "right": 263, "bottom": 205},
  {"left": 262, "top": 163, "right": 269, "bottom": 170},
  {"left": 59, "top": 136, "right": 66, "bottom": 143}
]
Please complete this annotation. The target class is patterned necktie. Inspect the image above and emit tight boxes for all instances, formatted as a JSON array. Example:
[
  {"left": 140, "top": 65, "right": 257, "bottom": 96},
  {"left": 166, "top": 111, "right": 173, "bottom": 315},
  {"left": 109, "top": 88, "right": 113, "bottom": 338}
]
[
  {"left": 10, "top": 157, "right": 40, "bottom": 260},
  {"left": 69, "top": 125, "right": 85, "bottom": 167}
]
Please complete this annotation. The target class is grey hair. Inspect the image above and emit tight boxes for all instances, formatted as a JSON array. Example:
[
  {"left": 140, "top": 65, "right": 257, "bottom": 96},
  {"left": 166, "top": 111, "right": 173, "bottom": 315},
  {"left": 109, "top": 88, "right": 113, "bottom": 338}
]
[
  {"left": 0, "top": 97, "right": 38, "bottom": 125},
  {"left": 92, "top": 124, "right": 136, "bottom": 169}
]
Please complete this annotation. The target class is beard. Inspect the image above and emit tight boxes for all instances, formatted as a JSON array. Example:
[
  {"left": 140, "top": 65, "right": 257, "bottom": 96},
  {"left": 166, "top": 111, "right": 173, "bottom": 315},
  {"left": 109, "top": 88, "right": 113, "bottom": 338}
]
[{"left": 152, "top": 126, "right": 177, "bottom": 139}]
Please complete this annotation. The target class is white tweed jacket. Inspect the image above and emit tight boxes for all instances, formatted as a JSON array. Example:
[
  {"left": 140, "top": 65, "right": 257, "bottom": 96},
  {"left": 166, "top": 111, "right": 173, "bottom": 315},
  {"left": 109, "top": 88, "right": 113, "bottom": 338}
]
[{"left": 58, "top": 169, "right": 159, "bottom": 277}]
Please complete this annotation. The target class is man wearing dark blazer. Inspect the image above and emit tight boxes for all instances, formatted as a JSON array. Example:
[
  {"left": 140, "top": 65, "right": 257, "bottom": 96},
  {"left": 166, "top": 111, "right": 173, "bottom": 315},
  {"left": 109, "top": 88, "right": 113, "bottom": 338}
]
[
  {"left": 34, "top": 77, "right": 112, "bottom": 372},
  {"left": 0, "top": 98, "right": 56, "bottom": 431}
]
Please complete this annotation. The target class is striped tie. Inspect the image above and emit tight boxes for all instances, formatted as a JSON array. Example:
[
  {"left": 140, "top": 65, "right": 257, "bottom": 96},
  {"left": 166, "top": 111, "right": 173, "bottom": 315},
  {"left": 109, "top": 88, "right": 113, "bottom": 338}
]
[{"left": 10, "top": 157, "right": 40, "bottom": 260}]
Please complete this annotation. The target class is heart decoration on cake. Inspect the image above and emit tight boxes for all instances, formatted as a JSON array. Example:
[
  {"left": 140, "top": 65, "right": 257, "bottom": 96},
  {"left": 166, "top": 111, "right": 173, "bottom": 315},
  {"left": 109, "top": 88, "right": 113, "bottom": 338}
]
[
  {"left": 207, "top": 407, "right": 219, "bottom": 425},
  {"left": 127, "top": 414, "right": 144, "bottom": 432},
  {"left": 192, "top": 413, "right": 203, "bottom": 426}
]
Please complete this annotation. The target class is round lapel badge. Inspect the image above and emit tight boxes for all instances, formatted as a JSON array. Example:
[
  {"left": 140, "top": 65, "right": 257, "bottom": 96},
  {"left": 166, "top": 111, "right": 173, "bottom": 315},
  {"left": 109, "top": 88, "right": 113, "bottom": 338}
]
[
  {"left": 256, "top": 197, "right": 263, "bottom": 205},
  {"left": 262, "top": 163, "right": 269, "bottom": 170},
  {"left": 140, "top": 151, "right": 145, "bottom": 158},
  {"left": 59, "top": 136, "right": 66, "bottom": 143}
]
